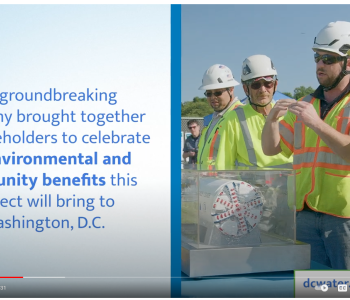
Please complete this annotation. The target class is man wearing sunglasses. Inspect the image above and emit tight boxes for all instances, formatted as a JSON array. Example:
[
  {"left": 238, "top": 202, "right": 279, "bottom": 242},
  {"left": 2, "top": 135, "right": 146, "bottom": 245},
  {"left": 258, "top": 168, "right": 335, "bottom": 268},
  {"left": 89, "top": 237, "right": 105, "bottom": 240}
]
[
  {"left": 262, "top": 21, "right": 350, "bottom": 269},
  {"left": 183, "top": 120, "right": 201, "bottom": 169},
  {"left": 197, "top": 64, "right": 242, "bottom": 170},
  {"left": 215, "top": 55, "right": 292, "bottom": 170}
]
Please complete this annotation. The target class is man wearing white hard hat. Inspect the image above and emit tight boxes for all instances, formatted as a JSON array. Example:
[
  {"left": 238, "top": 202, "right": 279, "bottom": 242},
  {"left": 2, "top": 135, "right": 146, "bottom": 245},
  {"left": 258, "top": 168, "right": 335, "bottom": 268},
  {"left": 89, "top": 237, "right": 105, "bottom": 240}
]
[
  {"left": 262, "top": 21, "right": 350, "bottom": 269},
  {"left": 215, "top": 55, "right": 292, "bottom": 170},
  {"left": 197, "top": 64, "right": 242, "bottom": 170}
]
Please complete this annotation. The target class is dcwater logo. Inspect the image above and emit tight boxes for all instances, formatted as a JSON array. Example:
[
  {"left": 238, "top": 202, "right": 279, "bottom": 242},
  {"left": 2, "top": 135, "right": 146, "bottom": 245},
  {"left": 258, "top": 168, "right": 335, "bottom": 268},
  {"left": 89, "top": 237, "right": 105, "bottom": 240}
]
[{"left": 295, "top": 270, "right": 350, "bottom": 298}]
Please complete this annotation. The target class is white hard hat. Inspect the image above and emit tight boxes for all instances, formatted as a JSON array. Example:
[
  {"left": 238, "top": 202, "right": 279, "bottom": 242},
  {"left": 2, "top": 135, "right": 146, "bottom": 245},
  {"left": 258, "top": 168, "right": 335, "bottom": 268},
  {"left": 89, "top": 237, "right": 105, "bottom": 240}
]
[
  {"left": 198, "top": 64, "right": 239, "bottom": 90},
  {"left": 312, "top": 21, "right": 350, "bottom": 56},
  {"left": 241, "top": 55, "right": 277, "bottom": 82}
]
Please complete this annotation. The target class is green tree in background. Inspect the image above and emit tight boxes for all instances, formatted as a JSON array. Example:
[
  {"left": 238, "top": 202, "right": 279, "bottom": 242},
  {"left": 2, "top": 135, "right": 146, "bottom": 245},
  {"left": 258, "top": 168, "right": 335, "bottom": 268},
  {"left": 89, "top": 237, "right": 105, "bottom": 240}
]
[
  {"left": 282, "top": 92, "right": 293, "bottom": 98},
  {"left": 293, "top": 86, "right": 315, "bottom": 100},
  {"left": 192, "top": 96, "right": 207, "bottom": 103},
  {"left": 181, "top": 97, "right": 213, "bottom": 117},
  {"left": 282, "top": 86, "right": 315, "bottom": 100}
]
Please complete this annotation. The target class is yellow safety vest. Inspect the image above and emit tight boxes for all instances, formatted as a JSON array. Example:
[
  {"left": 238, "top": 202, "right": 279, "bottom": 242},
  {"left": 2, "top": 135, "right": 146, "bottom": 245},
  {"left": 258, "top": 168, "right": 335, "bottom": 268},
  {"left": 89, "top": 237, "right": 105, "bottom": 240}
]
[
  {"left": 197, "top": 101, "right": 242, "bottom": 170},
  {"left": 216, "top": 104, "right": 293, "bottom": 170},
  {"left": 280, "top": 93, "right": 350, "bottom": 217}
]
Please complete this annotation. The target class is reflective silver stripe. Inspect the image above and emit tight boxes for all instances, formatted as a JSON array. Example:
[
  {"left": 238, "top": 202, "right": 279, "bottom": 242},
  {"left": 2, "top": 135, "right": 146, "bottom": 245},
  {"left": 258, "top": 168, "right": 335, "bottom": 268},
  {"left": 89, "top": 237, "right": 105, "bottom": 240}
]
[
  {"left": 301, "top": 94, "right": 313, "bottom": 103},
  {"left": 341, "top": 118, "right": 349, "bottom": 134},
  {"left": 294, "top": 152, "right": 315, "bottom": 165},
  {"left": 204, "top": 119, "right": 213, "bottom": 142},
  {"left": 316, "top": 151, "right": 350, "bottom": 166},
  {"left": 294, "top": 151, "right": 350, "bottom": 167},
  {"left": 206, "top": 129, "right": 221, "bottom": 170},
  {"left": 340, "top": 104, "right": 350, "bottom": 134},
  {"left": 294, "top": 122, "right": 302, "bottom": 150},
  {"left": 197, "top": 127, "right": 208, "bottom": 169},
  {"left": 342, "top": 103, "right": 350, "bottom": 117},
  {"left": 212, "top": 132, "right": 221, "bottom": 162},
  {"left": 235, "top": 107, "right": 258, "bottom": 167},
  {"left": 279, "top": 122, "right": 294, "bottom": 145}
]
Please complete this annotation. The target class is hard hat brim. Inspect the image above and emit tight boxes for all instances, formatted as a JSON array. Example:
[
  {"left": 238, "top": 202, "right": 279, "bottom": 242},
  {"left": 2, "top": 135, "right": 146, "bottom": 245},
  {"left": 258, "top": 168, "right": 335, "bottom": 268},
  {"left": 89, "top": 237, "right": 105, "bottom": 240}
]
[
  {"left": 198, "top": 78, "right": 240, "bottom": 90},
  {"left": 312, "top": 46, "right": 346, "bottom": 56}
]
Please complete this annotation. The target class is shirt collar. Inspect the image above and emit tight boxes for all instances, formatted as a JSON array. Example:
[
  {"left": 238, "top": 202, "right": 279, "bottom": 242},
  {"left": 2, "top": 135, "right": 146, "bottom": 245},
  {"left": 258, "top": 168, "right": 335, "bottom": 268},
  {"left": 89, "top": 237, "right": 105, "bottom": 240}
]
[
  {"left": 311, "top": 85, "right": 325, "bottom": 101},
  {"left": 312, "top": 80, "right": 350, "bottom": 102},
  {"left": 212, "top": 97, "right": 240, "bottom": 119}
]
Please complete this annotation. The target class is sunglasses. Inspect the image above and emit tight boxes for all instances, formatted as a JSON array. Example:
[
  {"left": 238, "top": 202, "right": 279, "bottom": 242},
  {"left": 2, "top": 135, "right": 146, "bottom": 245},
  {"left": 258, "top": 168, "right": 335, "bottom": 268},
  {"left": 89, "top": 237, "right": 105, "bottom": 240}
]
[
  {"left": 204, "top": 89, "right": 227, "bottom": 97},
  {"left": 249, "top": 81, "right": 274, "bottom": 90},
  {"left": 188, "top": 125, "right": 197, "bottom": 129},
  {"left": 314, "top": 53, "right": 344, "bottom": 65}
]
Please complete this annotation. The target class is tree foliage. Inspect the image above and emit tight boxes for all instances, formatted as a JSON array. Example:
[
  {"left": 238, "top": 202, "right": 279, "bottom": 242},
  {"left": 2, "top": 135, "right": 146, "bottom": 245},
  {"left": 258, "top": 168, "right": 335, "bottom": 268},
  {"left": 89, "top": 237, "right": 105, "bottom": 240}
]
[
  {"left": 181, "top": 97, "right": 213, "bottom": 117},
  {"left": 293, "top": 86, "right": 315, "bottom": 100},
  {"left": 283, "top": 86, "right": 315, "bottom": 100},
  {"left": 282, "top": 92, "right": 293, "bottom": 98}
]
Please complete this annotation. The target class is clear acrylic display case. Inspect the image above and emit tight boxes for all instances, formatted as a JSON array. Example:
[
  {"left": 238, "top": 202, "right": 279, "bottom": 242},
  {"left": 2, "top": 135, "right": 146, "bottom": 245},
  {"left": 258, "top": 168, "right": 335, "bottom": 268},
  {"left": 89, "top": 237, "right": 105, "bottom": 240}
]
[
  {"left": 181, "top": 168, "right": 310, "bottom": 277},
  {"left": 182, "top": 168, "right": 296, "bottom": 248}
]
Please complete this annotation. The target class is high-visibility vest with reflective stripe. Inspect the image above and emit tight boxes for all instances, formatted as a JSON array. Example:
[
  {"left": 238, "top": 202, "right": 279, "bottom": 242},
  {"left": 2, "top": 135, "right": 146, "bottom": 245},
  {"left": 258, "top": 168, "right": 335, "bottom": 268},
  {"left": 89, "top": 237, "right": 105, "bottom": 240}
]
[
  {"left": 279, "top": 93, "right": 350, "bottom": 217},
  {"left": 197, "top": 101, "right": 243, "bottom": 170},
  {"left": 215, "top": 104, "right": 293, "bottom": 170}
]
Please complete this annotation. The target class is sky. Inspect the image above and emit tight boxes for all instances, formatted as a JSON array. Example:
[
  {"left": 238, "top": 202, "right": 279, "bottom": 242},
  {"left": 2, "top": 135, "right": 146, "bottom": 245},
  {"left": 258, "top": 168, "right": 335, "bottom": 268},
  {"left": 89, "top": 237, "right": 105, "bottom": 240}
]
[{"left": 181, "top": 4, "right": 350, "bottom": 102}]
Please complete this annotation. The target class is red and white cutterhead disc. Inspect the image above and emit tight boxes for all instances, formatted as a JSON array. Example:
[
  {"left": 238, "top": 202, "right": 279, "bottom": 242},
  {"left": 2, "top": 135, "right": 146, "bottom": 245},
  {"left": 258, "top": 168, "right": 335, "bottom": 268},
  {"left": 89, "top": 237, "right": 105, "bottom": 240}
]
[{"left": 211, "top": 180, "right": 263, "bottom": 237}]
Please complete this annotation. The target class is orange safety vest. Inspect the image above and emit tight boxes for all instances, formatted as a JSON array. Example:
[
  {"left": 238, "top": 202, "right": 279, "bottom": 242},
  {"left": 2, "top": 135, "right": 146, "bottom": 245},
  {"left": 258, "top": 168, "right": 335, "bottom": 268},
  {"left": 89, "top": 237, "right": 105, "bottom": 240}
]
[{"left": 279, "top": 93, "right": 350, "bottom": 217}]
